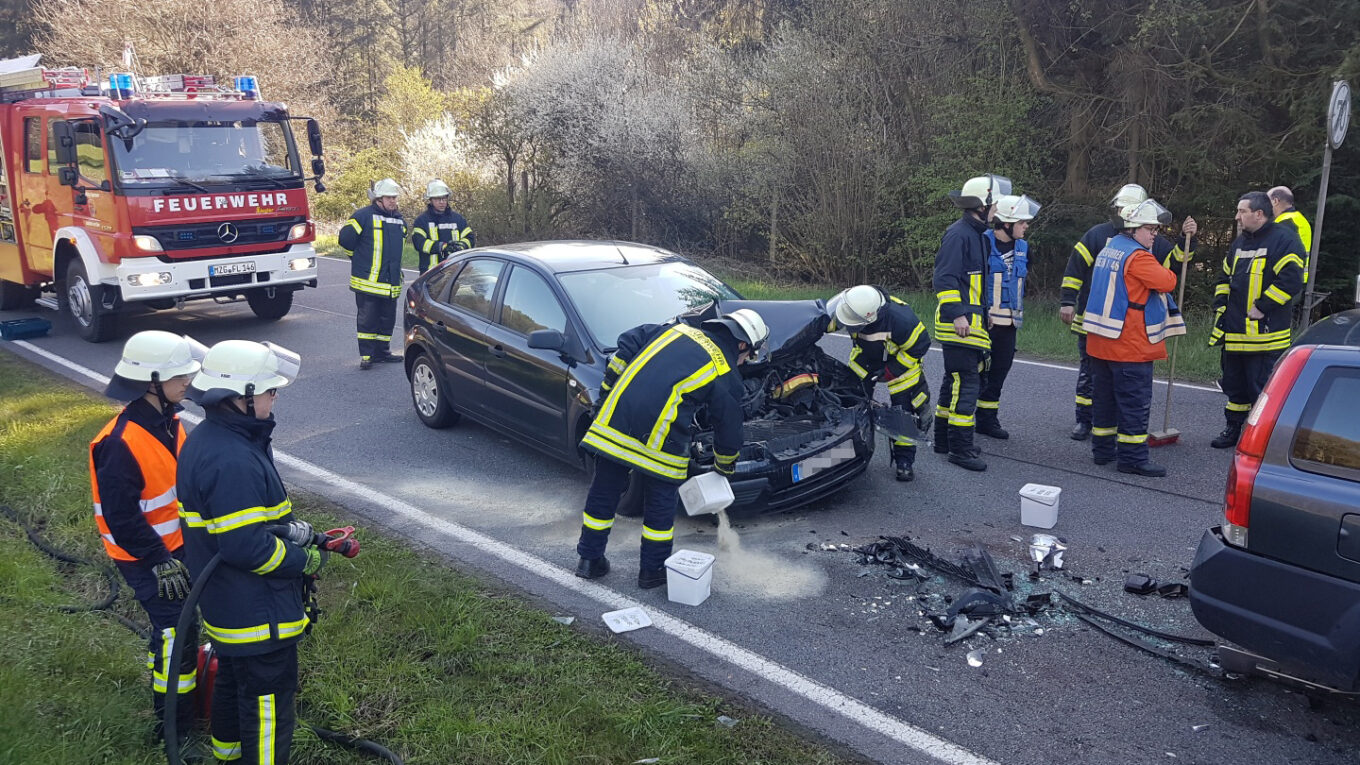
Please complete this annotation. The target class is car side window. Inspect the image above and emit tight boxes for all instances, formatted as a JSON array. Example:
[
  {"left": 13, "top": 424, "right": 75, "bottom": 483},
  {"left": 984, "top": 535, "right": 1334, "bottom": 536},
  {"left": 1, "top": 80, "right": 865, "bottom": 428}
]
[
  {"left": 24, "top": 118, "right": 42, "bottom": 174},
  {"left": 423, "top": 264, "right": 459, "bottom": 305},
  {"left": 499, "top": 266, "right": 567, "bottom": 336},
  {"left": 448, "top": 259, "right": 503, "bottom": 319},
  {"left": 1292, "top": 368, "right": 1360, "bottom": 475}
]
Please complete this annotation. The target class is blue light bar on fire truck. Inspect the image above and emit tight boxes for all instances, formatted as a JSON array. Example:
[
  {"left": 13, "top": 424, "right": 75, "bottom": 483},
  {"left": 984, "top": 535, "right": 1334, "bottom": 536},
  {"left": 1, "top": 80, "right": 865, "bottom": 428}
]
[
  {"left": 233, "top": 75, "right": 260, "bottom": 100},
  {"left": 108, "top": 72, "right": 135, "bottom": 99}
]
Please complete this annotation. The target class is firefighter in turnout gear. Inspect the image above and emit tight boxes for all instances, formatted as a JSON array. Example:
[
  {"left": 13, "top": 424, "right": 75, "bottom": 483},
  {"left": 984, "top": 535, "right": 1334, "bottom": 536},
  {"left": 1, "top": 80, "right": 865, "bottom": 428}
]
[
  {"left": 1060, "top": 183, "right": 1197, "bottom": 441},
  {"left": 339, "top": 178, "right": 407, "bottom": 369},
  {"left": 933, "top": 174, "right": 1009, "bottom": 472},
  {"left": 575, "top": 308, "right": 768, "bottom": 589},
  {"left": 1081, "top": 200, "right": 1185, "bottom": 477},
  {"left": 826, "top": 285, "right": 931, "bottom": 482},
  {"left": 978, "top": 194, "right": 1041, "bottom": 440},
  {"left": 178, "top": 340, "right": 320, "bottom": 765},
  {"left": 1208, "top": 191, "right": 1306, "bottom": 449},
  {"left": 89, "top": 331, "right": 205, "bottom": 750},
  {"left": 1268, "top": 185, "right": 1312, "bottom": 284},
  {"left": 411, "top": 179, "right": 475, "bottom": 274}
]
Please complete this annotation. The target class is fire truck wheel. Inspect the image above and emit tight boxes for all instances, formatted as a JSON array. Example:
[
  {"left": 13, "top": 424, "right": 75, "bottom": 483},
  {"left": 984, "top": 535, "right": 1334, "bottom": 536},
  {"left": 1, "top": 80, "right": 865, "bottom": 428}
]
[
  {"left": 65, "top": 260, "right": 118, "bottom": 343},
  {"left": 0, "top": 279, "right": 38, "bottom": 310},
  {"left": 245, "top": 288, "right": 294, "bottom": 320}
]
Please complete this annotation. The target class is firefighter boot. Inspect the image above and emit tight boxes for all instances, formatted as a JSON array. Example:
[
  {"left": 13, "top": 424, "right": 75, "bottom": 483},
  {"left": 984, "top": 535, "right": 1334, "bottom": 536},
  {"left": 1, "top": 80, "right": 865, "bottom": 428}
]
[
  {"left": 892, "top": 444, "right": 915, "bottom": 482},
  {"left": 1070, "top": 422, "right": 1092, "bottom": 441},
  {"left": 1211, "top": 423, "right": 1242, "bottom": 449},
  {"left": 575, "top": 556, "right": 610, "bottom": 579},
  {"left": 946, "top": 426, "right": 987, "bottom": 471},
  {"left": 638, "top": 567, "right": 667, "bottom": 589},
  {"left": 975, "top": 409, "right": 1010, "bottom": 440}
]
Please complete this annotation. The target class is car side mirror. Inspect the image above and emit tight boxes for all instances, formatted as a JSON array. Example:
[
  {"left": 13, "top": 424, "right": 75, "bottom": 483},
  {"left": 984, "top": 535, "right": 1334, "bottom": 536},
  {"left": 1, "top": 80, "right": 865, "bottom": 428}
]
[
  {"left": 528, "top": 329, "right": 565, "bottom": 352},
  {"left": 58, "top": 167, "right": 78, "bottom": 187},
  {"left": 311, "top": 158, "right": 325, "bottom": 177}
]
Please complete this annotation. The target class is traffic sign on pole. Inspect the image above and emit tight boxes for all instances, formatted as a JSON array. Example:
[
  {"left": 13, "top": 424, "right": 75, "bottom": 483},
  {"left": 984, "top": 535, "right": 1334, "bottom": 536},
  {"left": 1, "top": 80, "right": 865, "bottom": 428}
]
[{"left": 1300, "top": 80, "right": 1352, "bottom": 330}]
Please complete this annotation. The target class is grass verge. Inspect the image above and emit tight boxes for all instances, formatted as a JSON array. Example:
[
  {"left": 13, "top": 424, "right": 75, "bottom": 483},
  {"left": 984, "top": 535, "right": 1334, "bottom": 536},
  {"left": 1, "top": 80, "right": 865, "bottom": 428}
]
[{"left": 0, "top": 352, "right": 850, "bottom": 765}]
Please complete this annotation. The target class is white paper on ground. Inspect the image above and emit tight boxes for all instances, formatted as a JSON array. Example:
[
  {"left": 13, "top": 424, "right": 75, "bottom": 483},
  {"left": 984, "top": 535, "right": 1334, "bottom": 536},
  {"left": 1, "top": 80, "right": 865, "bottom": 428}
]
[{"left": 602, "top": 606, "right": 653, "bottom": 633}]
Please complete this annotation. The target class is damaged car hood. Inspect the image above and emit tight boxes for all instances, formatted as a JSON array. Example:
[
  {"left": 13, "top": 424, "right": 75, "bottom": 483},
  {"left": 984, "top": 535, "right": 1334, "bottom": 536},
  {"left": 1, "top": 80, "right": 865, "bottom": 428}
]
[{"left": 684, "top": 299, "right": 830, "bottom": 367}]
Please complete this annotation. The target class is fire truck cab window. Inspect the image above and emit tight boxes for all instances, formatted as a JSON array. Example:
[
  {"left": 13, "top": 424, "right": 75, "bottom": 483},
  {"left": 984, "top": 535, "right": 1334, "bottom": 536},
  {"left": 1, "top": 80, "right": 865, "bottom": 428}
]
[
  {"left": 47, "top": 121, "right": 107, "bottom": 184},
  {"left": 24, "top": 118, "right": 42, "bottom": 174},
  {"left": 110, "top": 120, "right": 299, "bottom": 186}
]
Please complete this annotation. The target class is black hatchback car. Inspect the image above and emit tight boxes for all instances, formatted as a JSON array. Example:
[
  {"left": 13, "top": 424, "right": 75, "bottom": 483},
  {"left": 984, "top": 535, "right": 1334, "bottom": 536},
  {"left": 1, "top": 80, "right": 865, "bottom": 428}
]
[
  {"left": 402, "top": 240, "right": 875, "bottom": 514},
  {"left": 1189, "top": 310, "right": 1360, "bottom": 692}
]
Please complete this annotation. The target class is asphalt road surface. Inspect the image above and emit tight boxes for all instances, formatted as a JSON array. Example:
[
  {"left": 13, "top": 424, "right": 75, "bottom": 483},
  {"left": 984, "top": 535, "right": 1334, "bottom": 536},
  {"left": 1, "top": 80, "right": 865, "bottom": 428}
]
[{"left": 4, "top": 256, "right": 1356, "bottom": 765}]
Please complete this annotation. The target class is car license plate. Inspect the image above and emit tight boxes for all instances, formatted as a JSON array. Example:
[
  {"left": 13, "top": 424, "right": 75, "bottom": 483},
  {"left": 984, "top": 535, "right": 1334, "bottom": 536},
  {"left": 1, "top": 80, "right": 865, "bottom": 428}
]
[
  {"left": 791, "top": 442, "right": 857, "bottom": 482},
  {"left": 210, "top": 262, "right": 257, "bottom": 277}
]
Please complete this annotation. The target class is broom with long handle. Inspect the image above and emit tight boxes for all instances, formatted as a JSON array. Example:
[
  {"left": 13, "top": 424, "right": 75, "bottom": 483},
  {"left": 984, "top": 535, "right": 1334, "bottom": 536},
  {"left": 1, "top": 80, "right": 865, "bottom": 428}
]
[{"left": 1150, "top": 230, "right": 1192, "bottom": 446}]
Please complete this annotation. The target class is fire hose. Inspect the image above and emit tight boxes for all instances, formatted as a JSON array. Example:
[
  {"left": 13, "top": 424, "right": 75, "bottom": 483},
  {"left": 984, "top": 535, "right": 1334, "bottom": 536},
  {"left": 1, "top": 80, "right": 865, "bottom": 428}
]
[{"left": 157, "top": 524, "right": 403, "bottom": 765}]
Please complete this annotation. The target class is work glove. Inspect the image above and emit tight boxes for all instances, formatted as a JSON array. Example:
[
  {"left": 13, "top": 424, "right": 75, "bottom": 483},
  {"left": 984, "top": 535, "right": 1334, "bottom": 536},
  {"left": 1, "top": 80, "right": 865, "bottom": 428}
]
[
  {"left": 153, "top": 558, "right": 192, "bottom": 601},
  {"left": 303, "top": 547, "right": 326, "bottom": 577},
  {"left": 282, "top": 520, "right": 314, "bottom": 548}
]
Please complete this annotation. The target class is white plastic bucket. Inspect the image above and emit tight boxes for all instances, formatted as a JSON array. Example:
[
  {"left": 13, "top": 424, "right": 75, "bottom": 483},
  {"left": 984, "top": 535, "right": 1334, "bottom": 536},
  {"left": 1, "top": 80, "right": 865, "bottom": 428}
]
[
  {"left": 678, "top": 472, "right": 734, "bottom": 516},
  {"left": 665, "top": 549, "right": 716, "bottom": 606},
  {"left": 1019, "top": 483, "right": 1061, "bottom": 529}
]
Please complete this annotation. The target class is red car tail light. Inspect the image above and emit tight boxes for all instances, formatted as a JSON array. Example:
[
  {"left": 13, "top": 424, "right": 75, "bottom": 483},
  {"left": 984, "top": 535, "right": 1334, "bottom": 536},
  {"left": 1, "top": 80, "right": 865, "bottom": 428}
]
[{"left": 1221, "top": 345, "right": 1313, "bottom": 544}]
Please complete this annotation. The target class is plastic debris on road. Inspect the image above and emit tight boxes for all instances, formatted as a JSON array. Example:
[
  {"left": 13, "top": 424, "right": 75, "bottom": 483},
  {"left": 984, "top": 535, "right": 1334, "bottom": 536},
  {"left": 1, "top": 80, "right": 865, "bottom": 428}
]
[
  {"left": 1028, "top": 534, "right": 1067, "bottom": 570},
  {"left": 551, "top": 615, "right": 575, "bottom": 625},
  {"left": 966, "top": 649, "right": 985, "bottom": 667},
  {"left": 716, "top": 715, "right": 739, "bottom": 727},
  {"left": 602, "top": 607, "right": 652, "bottom": 633}
]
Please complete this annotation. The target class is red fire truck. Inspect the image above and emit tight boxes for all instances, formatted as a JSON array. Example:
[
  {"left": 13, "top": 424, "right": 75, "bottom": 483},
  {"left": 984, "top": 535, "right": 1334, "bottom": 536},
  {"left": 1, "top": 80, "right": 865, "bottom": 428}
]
[{"left": 0, "top": 56, "right": 325, "bottom": 341}]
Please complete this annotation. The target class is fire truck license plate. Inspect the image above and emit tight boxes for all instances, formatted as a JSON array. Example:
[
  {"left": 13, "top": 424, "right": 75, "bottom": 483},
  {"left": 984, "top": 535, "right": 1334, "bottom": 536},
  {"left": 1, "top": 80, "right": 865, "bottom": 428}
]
[{"left": 210, "top": 262, "right": 257, "bottom": 277}]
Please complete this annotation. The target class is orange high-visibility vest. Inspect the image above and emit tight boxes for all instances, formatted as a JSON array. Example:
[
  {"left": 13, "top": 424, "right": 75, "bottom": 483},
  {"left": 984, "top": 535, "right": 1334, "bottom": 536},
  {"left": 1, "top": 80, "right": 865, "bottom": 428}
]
[{"left": 89, "top": 415, "right": 185, "bottom": 562}]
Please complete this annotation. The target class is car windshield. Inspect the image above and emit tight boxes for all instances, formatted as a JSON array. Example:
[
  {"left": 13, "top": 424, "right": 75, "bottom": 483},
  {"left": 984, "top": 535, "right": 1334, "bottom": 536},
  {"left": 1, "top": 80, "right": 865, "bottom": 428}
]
[
  {"left": 110, "top": 120, "right": 299, "bottom": 186},
  {"left": 558, "top": 262, "right": 740, "bottom": 349}
]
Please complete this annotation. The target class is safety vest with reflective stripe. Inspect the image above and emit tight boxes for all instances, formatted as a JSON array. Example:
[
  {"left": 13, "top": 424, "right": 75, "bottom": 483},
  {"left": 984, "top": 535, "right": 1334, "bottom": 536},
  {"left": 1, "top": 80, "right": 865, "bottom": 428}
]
[
  {"left": 338, "top": 203, "right": 407, "bottom": 298},
  {"left": 985, "top": 233, "right": 1027, "bottom": 327},
  {"left": 1081, "top": 233, "right": 1185, "bottom": 345},
  {"left": 1273, "top": 209, "right": 1312, "bottom": 284},
  {"left": 1061, "top": 221, "right": 1193, "bottom": 335},
  {"left": 89, "top": 416, "right": 185, "bottom": 562}
]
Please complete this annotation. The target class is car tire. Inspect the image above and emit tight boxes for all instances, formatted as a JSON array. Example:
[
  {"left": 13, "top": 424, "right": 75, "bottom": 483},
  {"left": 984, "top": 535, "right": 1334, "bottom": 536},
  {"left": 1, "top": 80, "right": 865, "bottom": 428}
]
[
  {"left": 246, "top": 288, "right": 293, "bottom": 320},
  {"left": 65, "top": 259, "right": 118, "bottom": 343},
  {"left": 0, "top": 279, "right": 38, "bottom": 310},
  {"left": 410, "top": 353, "right": 458, "bottom": 428}
]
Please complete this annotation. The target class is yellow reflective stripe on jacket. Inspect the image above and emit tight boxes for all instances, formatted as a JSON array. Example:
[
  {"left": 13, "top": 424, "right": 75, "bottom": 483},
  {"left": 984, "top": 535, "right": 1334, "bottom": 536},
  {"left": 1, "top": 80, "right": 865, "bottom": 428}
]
[
  {"left": 350, "top": 276, "right": 401, "bottom": 297},
  {"left": 1062, "top": 276, "right": 1083, "bottom": 291},
  {"left": 936, "top": 289, "right": 961, "bottom": 304},
  {"left": 425, "top": 223, "right": 438, "bottom": 253},
  {"left": 594, "top": 329, "right": 685, "bottom": 425},
  {"left": 203, "top": 617, "right": 310, "bottom": 645},
  {"left": 1075, "top": 242, "right": 1094, "bottom": 266},
  {"left": 252, "top": 537, "right": 287, "bottom": 574},
  {"left": 1213, "top": 283, "right": 1231, "bottom": 297},
  {"left": 648, "top": 362, "right": 720, "bottom": 450},
  {"left": 1264, "top": 284, "right": 1292, "bottom": 305},
  {"left": 368, "top": 214, "right": 385, "bottom": 283},
  {"left": 180, "top": 499, "right": 292, "bottom": 534},
  {"left": 847, "top": 344, "right": 868, "bottom": 378},
  {"left": 886, "top": 365, "right": 921, "bottom": 395},
  {"left": 344, "top": 218, "right": 361, "bottom": 235},
  {"left": 607, "top": 355, "right": 626, "bottom": 374},
  {"left": 1275, "top": 253, "right": 1304, "bottom": 274},
  {"left": 580, "top": 426, "right": 689, "bottom": 481}
]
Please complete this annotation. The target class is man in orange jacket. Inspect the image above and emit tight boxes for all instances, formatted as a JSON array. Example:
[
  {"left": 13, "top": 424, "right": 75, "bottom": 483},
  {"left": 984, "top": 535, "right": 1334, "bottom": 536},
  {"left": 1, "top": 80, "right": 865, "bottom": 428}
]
[
  {"left": 1080, "top": 200, "right": 1184, "bottom": 477},
  {"left": 90, "top": 330, "right": 205, "bottom": 748}
]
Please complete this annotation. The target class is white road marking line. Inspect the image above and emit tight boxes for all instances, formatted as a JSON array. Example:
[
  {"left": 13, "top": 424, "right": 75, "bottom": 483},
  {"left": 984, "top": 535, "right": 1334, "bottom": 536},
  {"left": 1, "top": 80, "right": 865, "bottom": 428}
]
[{"left": 7, "top": 338, "right": 1000, "bottom": 765}]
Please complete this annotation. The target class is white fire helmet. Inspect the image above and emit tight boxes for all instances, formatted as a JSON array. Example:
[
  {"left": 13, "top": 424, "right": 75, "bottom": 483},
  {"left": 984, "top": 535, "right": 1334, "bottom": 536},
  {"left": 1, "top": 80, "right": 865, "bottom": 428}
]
[
  {"left": 706, "top": 308, "right": 769, "bottom": 351},
  {"left": 105, "top": 331, "right": 207, "bottom": 400},
  {"left": 950, "top": 174, "right": 1013, "bottom": 209},
  {"left": 371, "top": 178, "right": 401, "bottom": 199},
  {"left": 188, "top": 340, "right": 300, "bottom": 406},
  {"left": 994, "top": 194, "right": 1042, "bottom": 224},
  {"left": 1110, "top": 183, "right": 1149, "bottom": 209},
  {"left": 1120, "top": 199, "right": 1172, "bottom": 229},
  {"left": 425, "top": 179, "right": 451, "bottom": 199},
  {"left": 828, "top": 285, "right": 886, "bottom": 329}
]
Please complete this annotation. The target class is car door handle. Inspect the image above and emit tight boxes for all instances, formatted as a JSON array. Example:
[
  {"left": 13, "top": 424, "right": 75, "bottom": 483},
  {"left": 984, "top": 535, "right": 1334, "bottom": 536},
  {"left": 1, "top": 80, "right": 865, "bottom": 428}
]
[{"left": 490, "top": 344, "right": 506, "bottom": 358}]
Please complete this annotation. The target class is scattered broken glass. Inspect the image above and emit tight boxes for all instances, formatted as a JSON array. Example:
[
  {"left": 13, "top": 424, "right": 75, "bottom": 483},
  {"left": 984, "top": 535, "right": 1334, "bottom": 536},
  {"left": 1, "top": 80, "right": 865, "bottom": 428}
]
[{"left": 1029, "top": 534, "right": 1067, "bottom": 570}]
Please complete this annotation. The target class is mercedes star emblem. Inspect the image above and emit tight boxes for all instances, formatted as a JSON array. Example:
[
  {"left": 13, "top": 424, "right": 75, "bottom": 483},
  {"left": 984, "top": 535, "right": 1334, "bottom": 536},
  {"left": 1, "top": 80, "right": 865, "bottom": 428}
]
[{"left": 217, "top": 222, "right": 240, "bottom": 244}]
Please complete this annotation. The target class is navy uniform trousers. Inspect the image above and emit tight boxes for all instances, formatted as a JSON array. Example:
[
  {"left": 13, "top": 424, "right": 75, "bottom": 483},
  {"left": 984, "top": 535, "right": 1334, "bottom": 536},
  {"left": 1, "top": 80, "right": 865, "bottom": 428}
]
[
  {"left": 576, "top": 456, "right": 681, "bottom": 572},
  {"left": 115, "top": 551, "right": 198, "bottom": 739},
  {"left": 1220, "top": 350, "right": 1281, "bottom": 426},
  {"left": 1089, "top": 358, "right": 1153, "bottom": 468}
]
